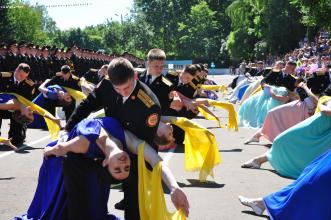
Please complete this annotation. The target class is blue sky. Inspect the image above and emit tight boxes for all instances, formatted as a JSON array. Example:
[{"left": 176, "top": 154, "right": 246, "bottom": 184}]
[{"left": 27, "top": 0, "right": 133, "bottom": 30}]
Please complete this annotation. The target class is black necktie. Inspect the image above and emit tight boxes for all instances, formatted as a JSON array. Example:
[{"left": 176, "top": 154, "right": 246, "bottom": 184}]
[{"left": 146, "top": 74, "right": 152, "bottom": 85}]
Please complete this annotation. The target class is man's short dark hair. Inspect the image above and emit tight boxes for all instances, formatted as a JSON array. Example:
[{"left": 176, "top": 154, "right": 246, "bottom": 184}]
[
  {"left": 147, "top": 48, "right": 166, "bottom": 61},
  {"left": 183, "top": 64, "right": 198, "bottom": 76},
  {"left": 195, "top": 64, "right": 202, "bottom": 72},
  {"left": 61, "top": 65, "right": 71, "bottom": 74},
  {"left": 17, "top": 63, "right": 30, "bottom": 74},
  {"left": 108, "top": 58, "right": 134, "bottom": 85}
]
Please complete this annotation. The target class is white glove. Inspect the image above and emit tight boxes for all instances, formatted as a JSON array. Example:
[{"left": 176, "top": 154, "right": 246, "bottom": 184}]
[{"left": 58, "top": 130, "right": 69, "bottom": 143}]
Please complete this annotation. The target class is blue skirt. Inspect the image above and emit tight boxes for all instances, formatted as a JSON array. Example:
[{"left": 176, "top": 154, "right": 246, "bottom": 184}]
[{"left": 264, "top": 149, "right": 331, "bottom": 220}]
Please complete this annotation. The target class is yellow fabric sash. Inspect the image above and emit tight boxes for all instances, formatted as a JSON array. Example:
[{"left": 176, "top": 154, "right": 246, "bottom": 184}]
[
  {"left": 0, "top": 137, "right": 5, "bottom": 142},
  {"left": 6, "top": 93, "right": 60, "bottom": 140},
  {"left": 170, "top": 117, "right": 221, "bottom": 182},
  {"left": 62, "top": 87, "right": 86, "bottom": 102},
  {"left": 197, "top": 100, "right": 238, "bottom": 131},
  {"left": 250, "top": 85, "right": 262, "bottom": 96},
  {"left": 315, "top": 96, "right": 331, "bottom": 114},
  {"left": 138, "top": 142, "right": 186, "bottom": 220},
  {"left": 197, "top": 104, "right": 223, "bottom": 128},
  {"left": 200, "top": 84, "right": 227, "bottom": 95}
]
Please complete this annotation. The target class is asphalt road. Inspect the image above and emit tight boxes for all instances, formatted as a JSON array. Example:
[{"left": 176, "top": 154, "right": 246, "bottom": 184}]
[{"left": 0, "top": 75, "right": 293, "bottom": 220}]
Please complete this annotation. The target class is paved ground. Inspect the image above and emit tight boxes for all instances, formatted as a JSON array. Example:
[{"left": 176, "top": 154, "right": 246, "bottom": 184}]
[{"left": 0, "top": 75, "right": 293, "bottom": 220}]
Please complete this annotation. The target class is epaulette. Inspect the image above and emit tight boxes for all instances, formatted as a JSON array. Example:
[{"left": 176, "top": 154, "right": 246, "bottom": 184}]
[
  {"left": 189, "top": 81, "right": 197, "bottom": 90},
  {"left": 55, "top": 72, "right": 62, "bottom": 76},
  {"left": 315, "top": 71, "right": 325, "bottom": 76},
  {"left": 265, "top": 67, "right": 272, "bottom": 70},
  {"left": 104, "top": 75, "right": 109, "bottom": 80},
  {"left": 272, "top": 68, "right": 281, "bottom": 72},
  {"left": 71, "top": 74, "right": 80, "bottom": 80},
  {"left": 137, "top": 89, "right": 154, "bottom": 108},
  {"left": 161, "top": 76, "right": 173, "bottom": 87},
  {"left": 1, "top": 72, "right": 12, "bottom": 77},
  {"left": 167, "top": 71, "right": 179, "bottom": 76},
  {"left": 24, "top": 78, "right": 34, "bottom": 86},
  {"left": 89, "top": 68, "right": 98, "bottom": 72}
]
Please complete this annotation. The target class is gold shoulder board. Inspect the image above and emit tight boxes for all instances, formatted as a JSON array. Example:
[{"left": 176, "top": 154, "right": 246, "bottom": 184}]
[
  {"left": 24, "top": 78, "right": 35, "bottom": 86},
  {"left": 316, "top": 71, "right": 325, "bottom": 76},
  {"left": 137, "top": 89, "right": 154, "bottom": 108},
  {"left": 189, "top": 81, "right": 197, "bottom": 89},
  {"left": 1, "top": 72, "right": 12, "bottom": 77},
  {"left": 168, "top": 71, "right": 178, "bottom": 76},
  {"left": 161, "top": 77, "right": 173, "bottom": 87}
]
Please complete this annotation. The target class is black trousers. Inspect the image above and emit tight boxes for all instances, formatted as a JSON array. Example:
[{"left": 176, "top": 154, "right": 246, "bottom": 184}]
[
  {"left": 0, "top": 110, "right": 26, "bottom": 145},
  {"left": 43, "top": 100, "right": 76, "bottom": 122},
  {"left": 62, "top": 153, "right": 120, "bottom": 220}
]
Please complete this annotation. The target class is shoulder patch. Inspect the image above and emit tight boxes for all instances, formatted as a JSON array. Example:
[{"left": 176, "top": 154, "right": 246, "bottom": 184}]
[
  {"left": 56, "top": 72, "right": 62, "bottom": 76},
  {"left": 24, "top": 78, "right": 35, "bottom": 86},
  {"left": 161, "top": 76, "right": 173, "bottom": 87},
  {"left": 189, "top": 81, "right": 197, "bottom": 90},
  {"left": 1, "top": 72, "right": 12, "bottom": 77},
  {"left": 137, "top": 89, "right": 155, "bottom": 108},
  {"left": 146, "top": 113, "right": 159, "bottom": 127}
]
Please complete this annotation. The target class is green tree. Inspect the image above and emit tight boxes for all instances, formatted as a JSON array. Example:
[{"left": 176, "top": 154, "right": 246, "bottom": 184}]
[
  {"left": 0, "top": 0, "right": 13, "bottom": 42},
  {"left": 178, "top": 1, "right": 219, "bottom": 59},
  {"left": 8, "top": 0, "right": 48, "bottom": 43}
]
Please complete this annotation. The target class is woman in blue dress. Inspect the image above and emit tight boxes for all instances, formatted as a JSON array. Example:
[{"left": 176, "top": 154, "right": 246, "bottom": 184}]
[
  {"left": 238, "top": 148, "right": 331, "bottom": 219},
  {"left": 15, "top": 117, "right": 189, "bottom": 220}
]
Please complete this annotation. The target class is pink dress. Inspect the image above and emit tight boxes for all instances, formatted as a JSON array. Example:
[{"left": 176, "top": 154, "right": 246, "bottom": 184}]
[{"left": 261, "top": 97, "right": 315, "bottom": 142}]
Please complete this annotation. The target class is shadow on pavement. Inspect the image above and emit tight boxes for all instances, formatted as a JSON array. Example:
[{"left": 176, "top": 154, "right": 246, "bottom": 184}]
[
  {"left": 178, "top": 179, "right": 225, "bottom": 189},
  {"left": 219, "top": 148, "right": 242, "bottom": 152},
  {"left": 15, "top": 145, "right": 44, "bottom": 154},
  {"left": 0, "top": 145, "right": 15, "bottom": 151},
  {"left": 0, "top": 177, "right": 15, "bottom": 180},
  {"left": 241, "top": 210, "right": 269, "bottom": 219}
]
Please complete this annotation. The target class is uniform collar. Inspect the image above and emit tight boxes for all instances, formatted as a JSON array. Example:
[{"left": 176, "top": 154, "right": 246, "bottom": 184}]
[
  {"left": 13, "top": 76, "right": 21, "bottom": 84},
  {"left": 146, "top": 69, "right": 159, "bottom": 84}
]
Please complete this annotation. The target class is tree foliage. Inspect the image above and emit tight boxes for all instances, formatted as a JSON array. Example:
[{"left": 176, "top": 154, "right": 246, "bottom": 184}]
[{"left": 0, "top": 0, "right": 329, "bottom": 65}]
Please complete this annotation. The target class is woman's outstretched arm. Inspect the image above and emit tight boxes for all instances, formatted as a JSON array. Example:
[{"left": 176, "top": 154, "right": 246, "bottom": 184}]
[
  {"left": 124, "top": 130, "right": 190, "bottom": 216},
  {"left": 43, "top": 136, "right": 89, "bottom": 157}
]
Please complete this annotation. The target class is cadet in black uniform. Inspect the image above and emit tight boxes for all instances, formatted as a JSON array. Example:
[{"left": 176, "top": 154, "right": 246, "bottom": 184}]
[
  {"left": 63, "top": 58, "right": 161, "bottom": 220},
  {"left": 83, "top": 64, "right": 108, "bottom": 85},
  {"left": 307, "top": 64, "right": 331, "bottom": 94},
  {"left": 39, "top": 65, "right": 81, "bottom": 121},
  {"left": 0, "top": 63, "right": 35, "bottom": 146},
  {"left": 138, "top": 48, "right": 178, "bottom": 115}
]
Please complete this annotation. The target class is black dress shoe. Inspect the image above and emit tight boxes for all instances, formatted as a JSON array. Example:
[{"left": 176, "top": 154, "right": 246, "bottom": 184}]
[{"left": 114, "top": 199, "right": 125, "bottom": 210}]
